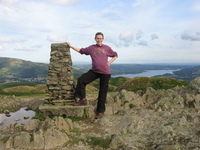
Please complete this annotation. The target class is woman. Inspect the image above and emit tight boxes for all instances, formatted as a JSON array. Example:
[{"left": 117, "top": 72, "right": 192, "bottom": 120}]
[{"left": 65, "top": 32, "right": 118, "bottom": 119}]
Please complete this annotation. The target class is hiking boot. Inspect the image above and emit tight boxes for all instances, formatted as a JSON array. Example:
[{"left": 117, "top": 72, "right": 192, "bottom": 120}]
[
  {"left": 95, "top": 112, "right": 104, "bottom": 119},
  {"left": 73, "top": 98, "right": 87, "bottom": 106}
]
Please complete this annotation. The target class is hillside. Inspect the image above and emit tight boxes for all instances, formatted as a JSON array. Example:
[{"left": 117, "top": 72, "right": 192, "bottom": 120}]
[
  {"left": 0, "top": 82, "right": 46, "bottom": 96},
  {"left": 155, "top": 65, "right": 200, "bottom": 81},
  {"left": 115, "top": 77, "right": 189, "bottom": 91},
  {"left": 73, "top": 63, "right": 189, "bottom": 77},
  {"left": 0, "top": 57, "right": 48, "bottom": 83}
]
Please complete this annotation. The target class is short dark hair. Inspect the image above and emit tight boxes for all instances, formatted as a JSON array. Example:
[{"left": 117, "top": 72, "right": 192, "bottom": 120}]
[{"left": 95, "top": 32, "right": 104, "bottom": 38}]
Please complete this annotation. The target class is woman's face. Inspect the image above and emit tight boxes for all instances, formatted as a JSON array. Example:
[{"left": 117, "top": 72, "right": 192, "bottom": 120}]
[{"left": 95, "top": 35, "right": 104, "bottom": 46}]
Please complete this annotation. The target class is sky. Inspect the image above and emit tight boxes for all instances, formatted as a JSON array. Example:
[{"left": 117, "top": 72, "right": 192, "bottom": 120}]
[{"left": 0, "top": 0, "right": 200, "bottom": 64}]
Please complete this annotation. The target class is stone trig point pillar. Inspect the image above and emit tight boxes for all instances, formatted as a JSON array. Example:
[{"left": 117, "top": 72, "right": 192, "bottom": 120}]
[
  {"left": 45, "top": 43, "right": 75, "bottom": 105},
  {"left": 39, "top": 43, "right": 89, "bottom": 118}
]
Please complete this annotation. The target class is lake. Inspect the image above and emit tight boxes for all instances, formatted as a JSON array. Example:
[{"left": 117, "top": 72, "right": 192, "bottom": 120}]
[{"left": 112, "top": 69, "right": 179, "bottom": 78}]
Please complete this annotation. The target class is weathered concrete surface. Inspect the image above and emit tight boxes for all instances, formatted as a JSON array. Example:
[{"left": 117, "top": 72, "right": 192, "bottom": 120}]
[{"left": 39, "top": 104, "right": 92, "bottom": 118}]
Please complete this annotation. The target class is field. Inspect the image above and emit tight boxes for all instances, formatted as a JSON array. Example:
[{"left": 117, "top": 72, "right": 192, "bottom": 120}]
[
  {"left": 0, "top": 76, "right": 189, "bottom": 97},
  {"left": 0, "top": 82, "right": 46, "bottom": 97}
]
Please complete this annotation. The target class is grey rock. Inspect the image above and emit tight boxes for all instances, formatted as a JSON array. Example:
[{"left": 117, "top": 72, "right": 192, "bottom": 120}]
[
  {"left": 188, "top": 76, "right": 200, "bottom": 93},
  {"left": 24, "top": 119, "right": 40, "bottom": 131}
]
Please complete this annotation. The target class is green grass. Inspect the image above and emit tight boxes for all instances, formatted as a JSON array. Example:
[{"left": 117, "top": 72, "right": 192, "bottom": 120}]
[
  {"left": 117, "top": 77, "right": 189, "bottom": 92},
  {"left": 0, "top": 90, "right": 45, "bottom": 96},
  {"left": 70, "top": 128, "right": 81, "bottom": 135},
  {"left": 32, "top": 110, "right": 45, "bottom": 121},
  {"left": 86, "top": 136, "right": 110, "bottom": 149},
  {"left": 0, "top": 82, "right": 45, "bottom": 96},
  {"left": 1, "top": 136, "right": 10, "bottom": 144},
  {"left": 0, "top": 82, "right": 39, "bottom": 89},
  {"left": 0, "top": 106, "right": 15, "bottom": 111},
  {"left": 109, "top": 76, "right": 130, "bottom": 87},
  {"left": 66, "top": 135, "right": 85, "bottom": 146},
  {"left": 30, "top": 134, "right": 34, "bottom": 142},
  {"left": 150, "top": 77, "right": 188, "bottom": 90}
]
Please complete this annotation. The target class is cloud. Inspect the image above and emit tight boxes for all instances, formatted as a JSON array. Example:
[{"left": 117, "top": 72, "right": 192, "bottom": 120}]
[
  {"left": 108, "top": 31, "right": 151, "bottom": 47},
  {"left": 181, "top": 31, "right": 200, "bottom": 41},
  {"left": 14, "top": 44, "right": 34, "bottom": 51},
  {"left": 50, "top": 0, "right": 82, "bottom": 5},
  {"left": 132, "top": 0, "right": 154, "bottom": 7},
  {"left": 118, "top": 31, "right": 134, "bottom": 47},
  {"left": 138, "top": 40, "right": 148, "bottom": 46},
  {"left": 0, "top": 45, "right": 4, "bottom": 51},
  {"left": 0, "top": 37, "right": 14, "bottom": 43},
  {"left": 119, "top": 31, "right": 134, "bottom": 43},
  {"left": 47, "top": 34, "right": 68, "bottom": 42},
  {"left": 0, "top": 0, "right": 17, "bottom": 16},
  {"left": 0, "top": 37, "right": 27, "bottom": 43},
  {"left": 101, "top": 9, "right": 121, "bottom": 20},
  {"left": 151, "top": 33, "right": 159, "bottom": 40},
  {"left": 136, "top": 30, "right": 144, "bottom": 40},
  {"left": 192, "top": 2, "right": 200, "bottom": 12},
  {"left": 31, "top": 44, "right": 43, "bottom": 48},
  {"left": 106, "top": 31, "right": 134, "bottom": 47}
]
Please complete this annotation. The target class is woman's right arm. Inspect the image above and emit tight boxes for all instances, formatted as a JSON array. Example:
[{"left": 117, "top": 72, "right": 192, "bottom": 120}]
[{"left": 64, "top": 42, "right": 80, "bottom": 53}]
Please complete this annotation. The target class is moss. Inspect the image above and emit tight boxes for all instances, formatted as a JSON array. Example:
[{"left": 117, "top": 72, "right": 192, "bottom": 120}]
[
  {"left": 30, "top": 134, "right": 34, "bottom": 142},
  {"left": 186, "top": 114, "right": 193, "bottom": 122},
  {"left": 129, "top": 104, "right": 136, "bottom": 109},
  {"left": 32, "top": 110, "right": 45, "bottom": 121},
  {"left": 66, "top": 116, "right": 85, "bottom": 122},
  {"left": 70, "top": 128, "right": 81, "bottom": 135},
  {"left": 1, "top": 136, "right": 10, "bottom": 144},
  {"left": 196, "top": 130, "right": 200, "bottom": 136},
  {"left": 121, "top": 101, "right": 129, "bottom": 106},
  {"left": 82, "top": 108, "right": 89, "bottom": 119},
  {"left": 123, "top": 101, "right": 129, "bottom": 104},
  {"left": 66, "top": 108, "right": 89, "bottom": 122},
  {"left": 0, "top": 106, "right": 15, "bottom": 111},
  {"left": 65, "top": 135, "right": 85, "bottom": 146},
  {"left": 163, "top": 122, "right": 173, "bottom": 126},
  {"left": 86, "top": 136, "right": 110, "bottom": 149},
  {"left": 169, "top": 99, "right": 174, "bottom": 104}
]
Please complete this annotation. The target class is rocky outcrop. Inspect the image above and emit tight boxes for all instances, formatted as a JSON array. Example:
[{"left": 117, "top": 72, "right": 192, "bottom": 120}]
[
  {"left": 0, "top": 96, "right": 44, "bottom": 113},
  {"left": 0, "top": 77, "right": 200, "bottom": 150},
  {"left": 0, "top": 117, "right": 70, "bottom": 149}
]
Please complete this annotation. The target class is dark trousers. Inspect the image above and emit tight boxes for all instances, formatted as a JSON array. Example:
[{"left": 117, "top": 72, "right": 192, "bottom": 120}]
[{"left": 75, "top": 70, "right": 111, "bottom": 113}]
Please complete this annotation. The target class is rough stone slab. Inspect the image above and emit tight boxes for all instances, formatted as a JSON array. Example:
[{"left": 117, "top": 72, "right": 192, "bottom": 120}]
[
  {"left": 50, "top": 100, "right": 74, "bottom": 105},
  {"left": 39, "top": 104, "right": 89, "bottom": 118}
]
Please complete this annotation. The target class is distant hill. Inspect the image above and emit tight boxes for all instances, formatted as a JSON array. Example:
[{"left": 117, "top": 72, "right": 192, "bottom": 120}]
[
  {"left": 73, "top": 63, "right": 189, "bottom": 76},
  {"left": 73, "top": 63, "right": 200, "bottom": 81},
  {"left": 0, "top": 57, "right": 48, "bottom": 83},
  {"left": 155, "top": 65, "right": 200, "bottom": 81}
]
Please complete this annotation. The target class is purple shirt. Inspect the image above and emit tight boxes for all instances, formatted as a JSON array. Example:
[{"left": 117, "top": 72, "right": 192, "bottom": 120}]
[{"left": 80, "top": 44, "right": 118, "bottom": 74}]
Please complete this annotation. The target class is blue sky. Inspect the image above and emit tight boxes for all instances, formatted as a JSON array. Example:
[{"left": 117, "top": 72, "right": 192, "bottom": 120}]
[{"left": 0, "top": 0, "right": 200, "bottom": 64}]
